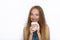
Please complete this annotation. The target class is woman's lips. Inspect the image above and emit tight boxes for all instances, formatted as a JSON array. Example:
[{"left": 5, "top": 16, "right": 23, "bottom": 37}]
[{"left": 31, "top": 19, "right": 37, "bottom": 22}]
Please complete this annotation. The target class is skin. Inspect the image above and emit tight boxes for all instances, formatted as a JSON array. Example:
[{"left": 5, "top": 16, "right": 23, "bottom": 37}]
[
  {"left": 24, "top": 8, "right": 50, "bottom": 40},
  {"left": 30, "top": 8, "right": 39, "bottom": 22},
  {"left": 29, "top": 8, "right": 41, "bottom": 40}
]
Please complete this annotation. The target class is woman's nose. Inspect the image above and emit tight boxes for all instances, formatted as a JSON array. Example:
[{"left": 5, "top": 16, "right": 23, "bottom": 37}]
[
  {"left": 32, "top": 16, "right": 36, "bottom": 19},
  {"left": 33, "top": 15, "right": 36, "bottom": 19}
]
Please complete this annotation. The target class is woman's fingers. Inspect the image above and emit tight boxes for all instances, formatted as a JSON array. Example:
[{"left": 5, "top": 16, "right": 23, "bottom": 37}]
[
  {"left": 30, "top": 23, "right": 40, "bottom": 34},
  {"left": 30, "top": 26, "right": 35, "bottom": 34}
]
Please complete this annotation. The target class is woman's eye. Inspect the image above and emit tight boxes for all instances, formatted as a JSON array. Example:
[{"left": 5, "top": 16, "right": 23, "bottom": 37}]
[
  {"left": 30, "top": 13, "right": 33, "bottom": 16},
  {"left": 36, "top": 14, "right": 39, "bottom": 16},
  {"left": 30, "top": 13, "right": 39, "bottom": 16}
]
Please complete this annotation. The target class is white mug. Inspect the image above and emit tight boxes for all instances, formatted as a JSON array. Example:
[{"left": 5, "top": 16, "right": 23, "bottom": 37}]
[{"left": 31, "top": 22, "right": 39, "bottom": 31}]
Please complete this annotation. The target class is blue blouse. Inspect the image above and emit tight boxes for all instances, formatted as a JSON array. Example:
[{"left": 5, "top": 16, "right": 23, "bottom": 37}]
[{"left": 33, "top": 31, "right": 39, "bottom": 40}]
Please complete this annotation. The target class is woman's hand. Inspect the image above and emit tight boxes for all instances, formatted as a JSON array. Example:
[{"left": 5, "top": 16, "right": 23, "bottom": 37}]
[
  {"left": 35, "top": 24, "right": 40, "bottom": 34},
  {"left": 29, "top": 23, "right": 41, "bottom": 40},
  {"left": 30, "top": 23, "right": 40, "bottom": 34},
  {"left": 30, "top": 25, "right": 36, "bottom": 34}
]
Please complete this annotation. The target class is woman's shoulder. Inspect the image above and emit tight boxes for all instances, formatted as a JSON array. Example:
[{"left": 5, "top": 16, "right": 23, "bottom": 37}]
[
  {"left": 23, "top": 25, "right": 28, "bottom": 32},
  {"left": 45, "top": 24, "right": 50, "bottom": 34},
  {"left": 45, "top": 24, "right": 49, "bottom": 30},
  {"left": 45, "top": 24, "right": 50, "bottom": 40},
  {"left": 43, "top": 24, "right": 49, "bottom": 29},
  {"left": 23, "top": 26, "right": 27, "bottom": 31}
]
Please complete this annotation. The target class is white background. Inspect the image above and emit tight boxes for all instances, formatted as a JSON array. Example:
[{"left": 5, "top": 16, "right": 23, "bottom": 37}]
[{"left": 0, "top": 0, "right": 60, "bottom": 40}]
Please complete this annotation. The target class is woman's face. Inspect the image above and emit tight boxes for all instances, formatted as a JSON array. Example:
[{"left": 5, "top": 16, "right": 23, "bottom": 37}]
[{"left": 30, "top": 8, "right": 40, "bottom": 22}]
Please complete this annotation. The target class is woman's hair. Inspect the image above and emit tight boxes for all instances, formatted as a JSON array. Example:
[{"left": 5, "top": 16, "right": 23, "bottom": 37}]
[{"left": 24, "top": 5, "right": 47, "bottom": 40}]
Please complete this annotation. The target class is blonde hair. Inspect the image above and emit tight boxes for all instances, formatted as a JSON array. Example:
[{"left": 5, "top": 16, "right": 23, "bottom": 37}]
[{"left": 23, "top": 6, "right": 49, "bottom": 40}]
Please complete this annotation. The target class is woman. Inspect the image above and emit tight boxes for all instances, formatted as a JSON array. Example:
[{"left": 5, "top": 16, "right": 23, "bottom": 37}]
[{"left": 23, "top": 6, "right": 50, "bottom": 40}]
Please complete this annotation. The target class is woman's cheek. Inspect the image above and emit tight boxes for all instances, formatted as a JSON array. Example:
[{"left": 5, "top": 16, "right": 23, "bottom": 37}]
[{"left": 36, "top": 16, "right": 39, "bottom": 21}]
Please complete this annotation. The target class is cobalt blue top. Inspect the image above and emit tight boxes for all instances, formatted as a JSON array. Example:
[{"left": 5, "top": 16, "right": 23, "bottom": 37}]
[{"left": 33, "top": 31, "right": 39, "bottom": 40}]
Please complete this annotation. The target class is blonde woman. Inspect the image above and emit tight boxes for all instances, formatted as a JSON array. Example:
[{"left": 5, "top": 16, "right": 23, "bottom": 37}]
[{"left": 23, "top": 6, "right": 50, "bottom": 40}]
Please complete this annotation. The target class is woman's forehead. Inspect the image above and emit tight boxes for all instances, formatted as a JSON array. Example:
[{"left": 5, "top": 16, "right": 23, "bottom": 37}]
[{"left": 31, "top": 8, "right": 39, "bottom": 14}]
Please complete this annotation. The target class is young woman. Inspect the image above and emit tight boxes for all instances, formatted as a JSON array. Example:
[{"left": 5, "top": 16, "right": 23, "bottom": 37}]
[{"left": 23, "top": 6, "right": 50, "bottom": 40}]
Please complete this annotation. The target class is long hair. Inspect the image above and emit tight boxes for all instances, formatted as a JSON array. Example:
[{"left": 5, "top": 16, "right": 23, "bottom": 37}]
[{"left": 24, "top": 5, "right": 47, "bottom": 40}]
